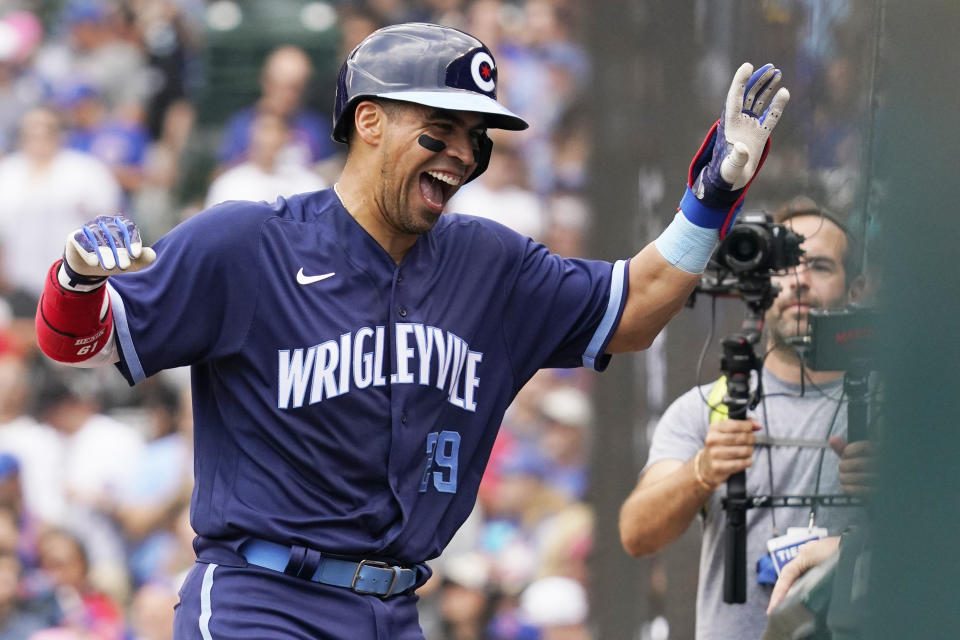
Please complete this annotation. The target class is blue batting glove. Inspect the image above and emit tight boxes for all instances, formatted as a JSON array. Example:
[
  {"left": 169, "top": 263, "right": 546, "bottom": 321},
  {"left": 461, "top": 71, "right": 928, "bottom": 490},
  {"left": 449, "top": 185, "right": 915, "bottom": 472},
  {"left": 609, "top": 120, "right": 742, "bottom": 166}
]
[{"left": 679, "top": 63, "right": 790, "bottom": 238}]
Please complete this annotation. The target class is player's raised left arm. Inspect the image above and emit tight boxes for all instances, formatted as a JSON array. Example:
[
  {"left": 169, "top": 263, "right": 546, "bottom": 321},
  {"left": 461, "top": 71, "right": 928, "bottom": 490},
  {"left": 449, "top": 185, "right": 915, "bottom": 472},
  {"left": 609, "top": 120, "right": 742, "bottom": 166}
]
[{"left": 607, "top": 62, "right": 789, "bottom": 353}]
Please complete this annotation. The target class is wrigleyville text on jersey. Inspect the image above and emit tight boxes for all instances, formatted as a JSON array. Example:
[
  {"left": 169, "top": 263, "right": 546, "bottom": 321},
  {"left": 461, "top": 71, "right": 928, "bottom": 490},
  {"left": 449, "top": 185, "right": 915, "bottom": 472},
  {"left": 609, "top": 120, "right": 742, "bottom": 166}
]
[
  {"left": 278, "top": 323, "right": 479, "bottom": 494},
  {"left": 277, "top": 322, "right": 482, "bottom": 413}
]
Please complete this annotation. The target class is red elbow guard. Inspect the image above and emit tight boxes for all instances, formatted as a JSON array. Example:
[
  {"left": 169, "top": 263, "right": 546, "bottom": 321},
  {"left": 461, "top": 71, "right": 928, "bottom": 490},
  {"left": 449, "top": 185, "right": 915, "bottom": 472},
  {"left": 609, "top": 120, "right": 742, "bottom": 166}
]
[{"left": 35, "top": 260, "right": 114, "bottom": 363}]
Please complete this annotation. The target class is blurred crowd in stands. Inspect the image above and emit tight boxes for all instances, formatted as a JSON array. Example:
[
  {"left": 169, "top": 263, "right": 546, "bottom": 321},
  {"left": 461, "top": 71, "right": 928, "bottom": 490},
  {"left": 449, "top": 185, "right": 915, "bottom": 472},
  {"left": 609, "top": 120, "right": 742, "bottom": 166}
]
[{"left": 0, "top": 0, "right": 869, "bottom": 638}]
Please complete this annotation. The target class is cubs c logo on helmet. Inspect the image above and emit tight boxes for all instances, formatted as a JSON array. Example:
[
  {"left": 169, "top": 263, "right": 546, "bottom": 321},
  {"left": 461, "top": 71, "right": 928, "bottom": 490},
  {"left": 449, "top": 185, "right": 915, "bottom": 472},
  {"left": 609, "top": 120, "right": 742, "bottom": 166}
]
[{"left": 470, "top": 51, "right": 496, "bottom": 93}]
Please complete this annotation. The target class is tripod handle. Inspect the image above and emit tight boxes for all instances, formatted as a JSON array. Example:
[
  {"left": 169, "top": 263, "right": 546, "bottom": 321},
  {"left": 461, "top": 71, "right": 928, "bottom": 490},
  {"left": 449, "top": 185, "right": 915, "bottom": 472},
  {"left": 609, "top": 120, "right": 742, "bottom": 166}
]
[
  {"left": 722, "top": 370, "right": 751, "bottom": 604},
  {"left": 723, "top": 474, "right": 748, "bottom": 603}
]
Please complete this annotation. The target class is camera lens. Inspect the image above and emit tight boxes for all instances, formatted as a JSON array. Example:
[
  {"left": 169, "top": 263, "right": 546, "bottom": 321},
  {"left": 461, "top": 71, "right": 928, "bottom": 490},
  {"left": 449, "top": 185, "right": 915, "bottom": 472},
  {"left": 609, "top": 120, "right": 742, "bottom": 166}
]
[
  {"left": 722, "top": 225, "right": 767, "bottom": 272},
  {"left": 730, "top": 236, "right": 758, "bottom": 261}
]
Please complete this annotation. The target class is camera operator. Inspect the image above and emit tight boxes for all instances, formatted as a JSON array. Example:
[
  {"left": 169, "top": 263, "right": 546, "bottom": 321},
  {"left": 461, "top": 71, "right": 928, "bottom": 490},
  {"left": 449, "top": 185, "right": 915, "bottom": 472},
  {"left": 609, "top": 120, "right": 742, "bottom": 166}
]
[{"left": 619, "top": 199, "right": 868, "bottom": 640}]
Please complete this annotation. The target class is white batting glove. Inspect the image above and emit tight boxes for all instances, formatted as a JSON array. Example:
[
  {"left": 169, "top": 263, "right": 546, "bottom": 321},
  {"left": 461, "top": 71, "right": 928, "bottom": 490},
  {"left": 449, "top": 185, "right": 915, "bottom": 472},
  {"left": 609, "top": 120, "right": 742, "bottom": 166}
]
[
  {"left": 718, "top": 62, "right": 790, "bottom": 189},
  {"left": 62, "top": 215, "right": 156, "bottom": 290}
]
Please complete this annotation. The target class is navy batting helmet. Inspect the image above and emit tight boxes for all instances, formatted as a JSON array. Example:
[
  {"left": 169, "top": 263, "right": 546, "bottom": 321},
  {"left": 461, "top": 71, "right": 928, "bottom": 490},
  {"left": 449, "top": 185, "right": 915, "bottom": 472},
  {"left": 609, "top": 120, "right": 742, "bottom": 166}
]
[{"left": 332, "top": 22, "right": 528, "bottom": 144}]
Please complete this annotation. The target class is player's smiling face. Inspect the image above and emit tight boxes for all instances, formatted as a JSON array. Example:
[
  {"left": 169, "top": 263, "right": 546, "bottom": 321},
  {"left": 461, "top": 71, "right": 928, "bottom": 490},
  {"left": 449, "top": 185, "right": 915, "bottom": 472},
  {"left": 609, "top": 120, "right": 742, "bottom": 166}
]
[{"left": 377, "top": 103, "right": 483, "bottom": 234}]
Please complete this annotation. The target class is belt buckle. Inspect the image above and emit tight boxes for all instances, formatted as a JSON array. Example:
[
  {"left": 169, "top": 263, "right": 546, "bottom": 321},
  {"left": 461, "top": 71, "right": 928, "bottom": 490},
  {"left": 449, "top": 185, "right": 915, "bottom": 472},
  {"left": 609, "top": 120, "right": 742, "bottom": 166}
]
[{"left": 351, "top": 559, "right": 401, "bottom": 598}]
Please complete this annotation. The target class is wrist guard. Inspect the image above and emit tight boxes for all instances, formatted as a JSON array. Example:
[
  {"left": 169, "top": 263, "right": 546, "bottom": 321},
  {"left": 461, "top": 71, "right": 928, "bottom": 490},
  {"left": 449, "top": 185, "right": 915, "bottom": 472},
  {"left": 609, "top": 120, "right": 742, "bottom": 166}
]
[{"left": 36, "top": 260, "right": 113, "bottom": 363}]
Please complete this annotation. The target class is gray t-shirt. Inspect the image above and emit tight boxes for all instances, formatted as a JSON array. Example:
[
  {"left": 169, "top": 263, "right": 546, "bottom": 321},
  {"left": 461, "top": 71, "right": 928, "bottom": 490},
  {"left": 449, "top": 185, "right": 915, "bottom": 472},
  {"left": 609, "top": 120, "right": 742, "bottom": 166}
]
[{"left": 645, "top": 369, "right": 865, "bottom": 640}]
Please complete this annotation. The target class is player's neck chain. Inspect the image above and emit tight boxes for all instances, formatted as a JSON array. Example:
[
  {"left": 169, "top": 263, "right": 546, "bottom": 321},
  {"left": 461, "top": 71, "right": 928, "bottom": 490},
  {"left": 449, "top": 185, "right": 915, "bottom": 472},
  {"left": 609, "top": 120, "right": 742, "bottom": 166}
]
[{"left": 333, "top": 182, "right": 344, "bottom": 203}]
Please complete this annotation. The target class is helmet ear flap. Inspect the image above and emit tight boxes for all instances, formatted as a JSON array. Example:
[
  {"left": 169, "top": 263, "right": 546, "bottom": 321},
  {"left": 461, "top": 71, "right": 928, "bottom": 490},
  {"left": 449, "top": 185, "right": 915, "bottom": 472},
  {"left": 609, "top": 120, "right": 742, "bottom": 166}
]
[{"left": 465, "top": 132, "right": 493, "bottom": 184}]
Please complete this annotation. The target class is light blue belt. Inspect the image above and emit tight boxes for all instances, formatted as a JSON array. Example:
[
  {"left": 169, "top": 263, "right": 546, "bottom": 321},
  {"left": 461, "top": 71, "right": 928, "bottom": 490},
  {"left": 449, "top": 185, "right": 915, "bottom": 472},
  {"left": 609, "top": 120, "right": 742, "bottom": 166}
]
[{"left": 240, "top": 539, "right": 418, "bottom": 598}]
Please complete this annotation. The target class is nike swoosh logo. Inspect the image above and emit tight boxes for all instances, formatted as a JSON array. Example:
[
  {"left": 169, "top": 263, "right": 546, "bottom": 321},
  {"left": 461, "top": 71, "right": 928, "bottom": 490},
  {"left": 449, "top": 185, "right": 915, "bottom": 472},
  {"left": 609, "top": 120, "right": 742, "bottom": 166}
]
[{"left": 296, "top": 268, "right": 335, "bottom": 285}]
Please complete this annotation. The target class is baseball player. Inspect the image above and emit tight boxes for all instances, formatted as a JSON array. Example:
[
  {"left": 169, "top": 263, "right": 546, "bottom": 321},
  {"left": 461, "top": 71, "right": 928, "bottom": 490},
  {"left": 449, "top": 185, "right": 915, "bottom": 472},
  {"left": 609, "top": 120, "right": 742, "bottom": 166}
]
[{"left": 34, "top": 23, "right": 788, "bottom": 640}]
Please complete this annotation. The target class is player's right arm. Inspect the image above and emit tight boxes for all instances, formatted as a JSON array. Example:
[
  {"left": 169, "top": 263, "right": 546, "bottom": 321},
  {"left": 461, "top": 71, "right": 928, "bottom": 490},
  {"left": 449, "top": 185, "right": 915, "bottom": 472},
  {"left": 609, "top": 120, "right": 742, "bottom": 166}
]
[
  {"left": 35, "top": 215, "right": 155, "bottom": 366},
  {"left": 619, "top": 417, "right": 759, "bottom": 557}
]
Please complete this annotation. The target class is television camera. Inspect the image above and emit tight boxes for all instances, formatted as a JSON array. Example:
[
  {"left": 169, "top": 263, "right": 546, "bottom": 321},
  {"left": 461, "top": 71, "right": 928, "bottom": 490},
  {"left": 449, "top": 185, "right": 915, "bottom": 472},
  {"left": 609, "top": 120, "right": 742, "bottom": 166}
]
[{"left": 694, "top": 210, "right": 804, "bottom": 315}]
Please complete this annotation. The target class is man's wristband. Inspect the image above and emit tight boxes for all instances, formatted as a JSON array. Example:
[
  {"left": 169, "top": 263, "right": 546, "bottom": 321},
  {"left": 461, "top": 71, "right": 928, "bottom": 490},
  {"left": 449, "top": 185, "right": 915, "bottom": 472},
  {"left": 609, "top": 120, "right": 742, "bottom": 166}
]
[
  {"left": 654, "top": 211, "right": 719, "bottom": 274},
  {"left": 694, "top": 449, "right": 719, "bottom": 491},
  {"left": 59, "top": 256, "right": 106, "bottom": 292}
]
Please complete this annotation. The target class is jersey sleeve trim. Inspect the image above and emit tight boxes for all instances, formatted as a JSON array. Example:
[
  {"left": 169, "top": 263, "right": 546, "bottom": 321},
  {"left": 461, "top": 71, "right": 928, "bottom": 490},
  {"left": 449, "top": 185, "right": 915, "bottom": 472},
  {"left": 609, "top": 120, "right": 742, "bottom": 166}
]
[
  {"left": 582, "top": 258, "right": 629, "bottom": 371},
  {"left": 107, "top": 281, "right": 146, "bottom": 383}
]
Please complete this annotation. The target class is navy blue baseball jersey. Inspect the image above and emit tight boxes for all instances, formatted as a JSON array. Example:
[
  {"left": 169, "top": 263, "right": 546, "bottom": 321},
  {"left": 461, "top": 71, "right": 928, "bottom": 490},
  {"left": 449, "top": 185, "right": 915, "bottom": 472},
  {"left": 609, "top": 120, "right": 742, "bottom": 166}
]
[{"left": 107, "top": 188, "right": 627, "bottom": 565}]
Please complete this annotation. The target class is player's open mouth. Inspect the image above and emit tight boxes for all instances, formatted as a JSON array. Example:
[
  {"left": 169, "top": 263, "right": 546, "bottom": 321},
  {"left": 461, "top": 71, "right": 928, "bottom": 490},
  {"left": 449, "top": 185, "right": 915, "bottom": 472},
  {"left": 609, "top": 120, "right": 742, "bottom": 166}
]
[{"left": 420, "top": 170, "right": 461, "bottom": 210}]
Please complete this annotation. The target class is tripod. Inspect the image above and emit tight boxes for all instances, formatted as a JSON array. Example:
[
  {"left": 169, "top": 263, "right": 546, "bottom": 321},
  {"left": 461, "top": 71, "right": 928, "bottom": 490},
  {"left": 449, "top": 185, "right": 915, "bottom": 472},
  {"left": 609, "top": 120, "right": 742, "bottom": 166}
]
[{"left": 719, "top": 305, "right": 765, "bottom": 604}]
